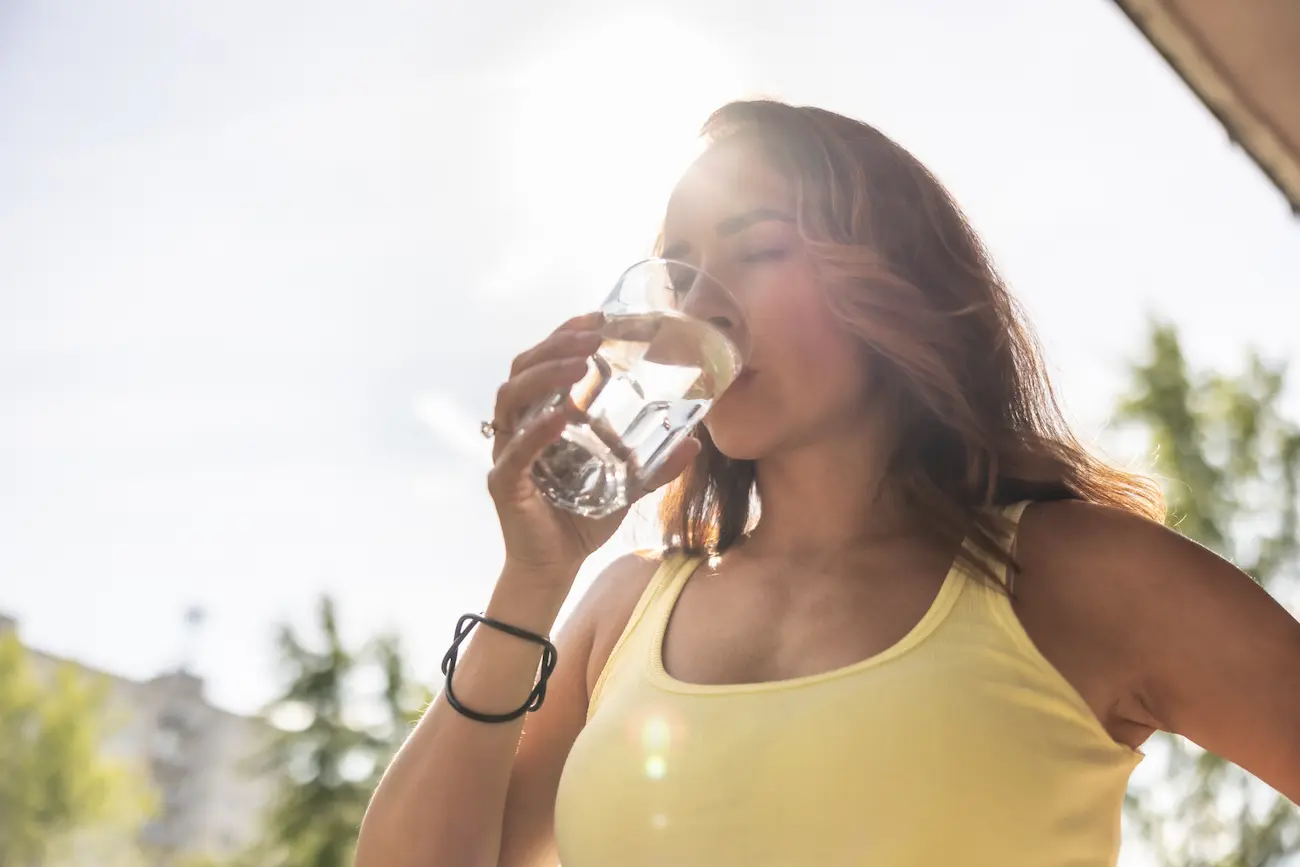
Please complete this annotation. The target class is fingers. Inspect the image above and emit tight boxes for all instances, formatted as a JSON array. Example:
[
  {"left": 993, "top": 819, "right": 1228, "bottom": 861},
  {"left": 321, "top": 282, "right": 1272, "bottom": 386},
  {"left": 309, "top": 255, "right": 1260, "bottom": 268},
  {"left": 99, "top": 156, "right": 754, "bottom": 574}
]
[
  {"left": 492, "top": 357, "right": 590, "bottom": 452},
  {"left": 510, "top": 314, "right": 604, "bottom": 377},
  {"left": 639, "top": 436, "right": 702, "bottom": 496},
  {"left": 486, "top": 406, "right": 569, "bottom": 505},
  {"left": 552, "top": 310, "right": 604, "bottom": 335}
]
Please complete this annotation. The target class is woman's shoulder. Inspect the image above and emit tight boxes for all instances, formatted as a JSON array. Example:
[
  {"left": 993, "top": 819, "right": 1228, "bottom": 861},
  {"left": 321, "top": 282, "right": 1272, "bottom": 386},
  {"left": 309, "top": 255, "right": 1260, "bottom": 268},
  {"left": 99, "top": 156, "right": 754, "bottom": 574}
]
[
  {"left": 581, "top": 549, "right": 668, "bottom": 619},
  {"left": 1007, "top": 501, "right": 1178, "bottom": 745},
  {"left": 1017, "top": 498, "right": 1175, "bottom": 573},
  {"left": 1014, "top": 499, "right": 1180, "bottom": 601},
  {"left": 1013, "top": 499, "right": 1300, "bottom": 789},
  {"left": 1012, "top": 499, "right": 1227, "bottom": 696},
  {"left": 575, "top": 549, "right": 678, "bottom": 698}
]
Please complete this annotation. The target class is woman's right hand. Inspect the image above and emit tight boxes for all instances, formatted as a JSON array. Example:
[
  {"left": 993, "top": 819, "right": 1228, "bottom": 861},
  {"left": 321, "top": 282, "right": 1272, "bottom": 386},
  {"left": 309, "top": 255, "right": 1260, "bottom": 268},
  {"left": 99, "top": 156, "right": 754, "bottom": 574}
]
[{"left": 487, "top": 312, "right": 700, "bottom": 584}]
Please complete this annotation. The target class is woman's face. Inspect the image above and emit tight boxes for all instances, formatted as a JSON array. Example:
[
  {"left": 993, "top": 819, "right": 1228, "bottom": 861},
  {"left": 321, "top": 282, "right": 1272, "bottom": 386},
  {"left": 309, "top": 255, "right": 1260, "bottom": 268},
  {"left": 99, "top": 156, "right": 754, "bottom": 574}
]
[{"left": 661, "top": 141, "right": 872, "bottom": 460}]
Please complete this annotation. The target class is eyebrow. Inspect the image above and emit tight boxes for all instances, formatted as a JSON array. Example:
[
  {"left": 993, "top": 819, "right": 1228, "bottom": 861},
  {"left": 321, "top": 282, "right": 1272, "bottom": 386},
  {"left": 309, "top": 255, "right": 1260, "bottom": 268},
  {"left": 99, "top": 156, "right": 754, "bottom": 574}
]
[
  {"left": 716, "top": 207, "right": 796, "bottom": 236},
  {"left": 662, "top": 206, "right": 796, "bottom": 260}
]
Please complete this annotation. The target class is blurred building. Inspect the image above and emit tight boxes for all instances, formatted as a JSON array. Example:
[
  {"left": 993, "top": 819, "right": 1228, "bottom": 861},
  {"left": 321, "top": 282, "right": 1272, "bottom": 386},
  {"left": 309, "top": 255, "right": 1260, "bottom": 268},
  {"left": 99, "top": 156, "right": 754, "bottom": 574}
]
[
  {"left": 1112, "top": 0, "right": 1300, "bottom": 214},
  {"left": 0, "top": 613, "right": 277, "bottom": 866}
]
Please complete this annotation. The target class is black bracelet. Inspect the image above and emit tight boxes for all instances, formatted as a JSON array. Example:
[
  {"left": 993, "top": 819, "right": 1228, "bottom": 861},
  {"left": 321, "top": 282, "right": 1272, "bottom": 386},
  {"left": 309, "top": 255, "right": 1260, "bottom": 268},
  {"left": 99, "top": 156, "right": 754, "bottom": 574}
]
[{"left": 440, "top": 613, "right": 559, "bottom": 723}]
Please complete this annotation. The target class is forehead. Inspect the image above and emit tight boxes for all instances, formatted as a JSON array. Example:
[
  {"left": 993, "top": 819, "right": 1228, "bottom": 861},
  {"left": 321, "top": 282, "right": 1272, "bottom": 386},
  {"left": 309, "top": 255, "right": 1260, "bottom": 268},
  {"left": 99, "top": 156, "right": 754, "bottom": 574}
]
[{"left": 664, "top": 140, "right": 794, "bottom": 227}]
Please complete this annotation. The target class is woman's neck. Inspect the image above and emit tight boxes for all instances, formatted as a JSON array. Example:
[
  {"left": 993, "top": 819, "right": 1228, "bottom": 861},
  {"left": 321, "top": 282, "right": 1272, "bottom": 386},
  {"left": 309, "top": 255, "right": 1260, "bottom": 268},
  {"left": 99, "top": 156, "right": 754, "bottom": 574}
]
[{"left": 742, "top": 424, "right": 916, "bottom": 559}]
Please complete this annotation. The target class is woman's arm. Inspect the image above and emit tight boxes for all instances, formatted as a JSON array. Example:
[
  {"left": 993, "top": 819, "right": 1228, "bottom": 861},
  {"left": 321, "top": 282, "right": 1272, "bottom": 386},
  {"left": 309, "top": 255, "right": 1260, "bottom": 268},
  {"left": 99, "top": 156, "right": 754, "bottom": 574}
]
[
  {"left": 1024, "top": 501, "right": 1300, "bottom": 801},
  {"left": 355, "top": 552, "right": 656, "bottom": 867},
  {"left": 494, "top": 552, "right": 657, "bottom": 867}
]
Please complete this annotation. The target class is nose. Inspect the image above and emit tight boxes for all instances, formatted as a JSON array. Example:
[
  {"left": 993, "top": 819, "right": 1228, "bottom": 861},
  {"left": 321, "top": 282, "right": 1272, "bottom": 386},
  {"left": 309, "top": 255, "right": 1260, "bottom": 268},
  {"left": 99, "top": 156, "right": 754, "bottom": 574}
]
[
  {"left": 674, "top": 267, "right": 749, "bottom": 360},
  {"left": 677, "top": 273, "right": 735, "bottom": 326}
]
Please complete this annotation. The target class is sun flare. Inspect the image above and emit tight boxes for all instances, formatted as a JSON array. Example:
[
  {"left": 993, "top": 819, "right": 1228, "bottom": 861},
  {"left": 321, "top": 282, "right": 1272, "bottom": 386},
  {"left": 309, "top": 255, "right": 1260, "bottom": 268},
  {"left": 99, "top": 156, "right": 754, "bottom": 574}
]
[{"left": 494, "top": 13, "right": 744, "bottom": 299}]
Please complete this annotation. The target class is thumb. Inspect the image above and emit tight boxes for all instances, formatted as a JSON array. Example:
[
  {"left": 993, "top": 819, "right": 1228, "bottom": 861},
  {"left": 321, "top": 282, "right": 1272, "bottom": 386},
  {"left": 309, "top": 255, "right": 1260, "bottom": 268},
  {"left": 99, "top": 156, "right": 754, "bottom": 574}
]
[{"left": 641, "top": 436, "right": 702, "bottom": 495}]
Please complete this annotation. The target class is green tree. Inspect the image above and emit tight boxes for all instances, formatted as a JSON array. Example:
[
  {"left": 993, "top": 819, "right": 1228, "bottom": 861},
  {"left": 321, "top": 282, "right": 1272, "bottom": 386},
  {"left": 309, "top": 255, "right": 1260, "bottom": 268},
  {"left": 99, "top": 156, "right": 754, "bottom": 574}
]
[
  {"left": 1117, "top": 322, "right": 1300, "bottom": 867},
  {"left": 373, "top": 631, "right": 435, "bottom": 757},
  {"left": 255, "top": 596, "right": 427, "bottom": 867},
  {"left": 0, "top": 632, "right": 152, "bottom": 867},
  {"left": 174, "top": 848, "right": 267, "bottom": 867}
]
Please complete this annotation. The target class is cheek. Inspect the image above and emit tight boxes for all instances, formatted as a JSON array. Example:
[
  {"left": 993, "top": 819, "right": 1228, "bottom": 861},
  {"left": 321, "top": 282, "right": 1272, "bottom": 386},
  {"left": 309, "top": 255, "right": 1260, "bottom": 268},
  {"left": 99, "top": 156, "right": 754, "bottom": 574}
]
[
  {"left": 754, "top": 275, "right": 865, "bottom": 398},
  {"left": 774, "top": 321, "right": 866, "bottom": 410},
  {"left": 705, "top": 274, "right": 868, "bottom": 453}
]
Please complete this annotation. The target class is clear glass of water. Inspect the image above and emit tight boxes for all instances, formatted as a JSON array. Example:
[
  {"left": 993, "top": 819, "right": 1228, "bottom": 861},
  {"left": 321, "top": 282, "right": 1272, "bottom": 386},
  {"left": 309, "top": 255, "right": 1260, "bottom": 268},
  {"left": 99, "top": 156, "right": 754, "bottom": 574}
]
[{"left": 529, "top": 258, "right": 749, "bottom": 518}]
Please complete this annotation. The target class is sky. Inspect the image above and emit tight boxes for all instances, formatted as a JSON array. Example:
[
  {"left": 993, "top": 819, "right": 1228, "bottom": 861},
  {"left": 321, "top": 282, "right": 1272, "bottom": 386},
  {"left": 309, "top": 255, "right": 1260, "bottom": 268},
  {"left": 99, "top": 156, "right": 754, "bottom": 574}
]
[{"left": 2, "top": 0, "right": 1297, "bottom": 734}]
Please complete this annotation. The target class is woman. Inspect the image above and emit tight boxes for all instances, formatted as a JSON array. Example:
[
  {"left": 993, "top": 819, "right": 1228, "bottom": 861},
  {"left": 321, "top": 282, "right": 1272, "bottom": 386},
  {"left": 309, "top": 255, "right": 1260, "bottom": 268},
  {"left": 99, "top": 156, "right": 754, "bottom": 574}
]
[{"left": 357, "top": 100, "right": 1300, "bottom": 867}]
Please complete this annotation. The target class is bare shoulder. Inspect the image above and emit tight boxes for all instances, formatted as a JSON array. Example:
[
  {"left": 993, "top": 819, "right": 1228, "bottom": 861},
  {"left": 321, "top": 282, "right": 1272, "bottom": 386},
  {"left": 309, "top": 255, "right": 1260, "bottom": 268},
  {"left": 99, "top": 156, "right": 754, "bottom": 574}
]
[
  {"left": 1014, "top": 498, "right": 1236, "bottom": 658},
  {"left": 566, "top": 550, "right": 667, "bottom": 699},
  {"left": 1017, "top": 499, "right": 1170, "bottom": 573},
  {"left": 1005, "top": 501, "right": 1169, "bottom": 742},
  {"left": 1016, "top": 499, "right": 1300, "bottom": 799},
  {"left": 1017, "top": 498, "right": 1239, "bottom": 607},
  {"left": 1018, "top": 497, "right": 1169, "bottom": 554}
]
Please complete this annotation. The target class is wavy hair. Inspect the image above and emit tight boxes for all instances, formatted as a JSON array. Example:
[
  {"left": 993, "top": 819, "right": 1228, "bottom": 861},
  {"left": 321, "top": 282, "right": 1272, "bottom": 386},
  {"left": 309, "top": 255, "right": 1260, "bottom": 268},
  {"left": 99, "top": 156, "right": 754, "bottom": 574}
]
[{"left": 658, "top": 100, "right": 1164, "bottom": 588}]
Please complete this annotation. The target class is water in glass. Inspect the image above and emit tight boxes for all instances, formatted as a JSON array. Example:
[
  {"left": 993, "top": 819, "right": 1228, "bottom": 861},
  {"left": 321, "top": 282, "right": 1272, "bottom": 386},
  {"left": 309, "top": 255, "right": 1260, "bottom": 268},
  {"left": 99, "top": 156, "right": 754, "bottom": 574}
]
[{"left": 531, "top": 306, "right": 741, "bottom": 518}]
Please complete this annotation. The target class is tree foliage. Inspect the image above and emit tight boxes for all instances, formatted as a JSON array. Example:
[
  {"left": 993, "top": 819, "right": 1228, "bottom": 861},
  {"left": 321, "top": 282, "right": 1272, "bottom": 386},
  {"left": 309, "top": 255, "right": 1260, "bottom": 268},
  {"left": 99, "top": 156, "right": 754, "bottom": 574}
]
[
  {"left": 252, "top": 596, "right": 429, "bottom": 867},
  {"left": 0, "top": 632, "right": 152, "bottom": 867},
  {"left": 1118, "top": 322, "right": 1300, "bottom": 866}
]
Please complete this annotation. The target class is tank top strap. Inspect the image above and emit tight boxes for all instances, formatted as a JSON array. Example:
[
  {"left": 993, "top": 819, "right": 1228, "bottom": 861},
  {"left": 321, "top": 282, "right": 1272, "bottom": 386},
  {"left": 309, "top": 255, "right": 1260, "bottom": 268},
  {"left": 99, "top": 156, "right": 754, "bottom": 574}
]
[
  {"left": 1001, "top": 499, "right": 1032, "bottom": 527},
  {"left": 956, "top": 500, "right": 1033, "bottom": 597},
  {"left": 999, "top": 500, "right": 1032, "bottom": 594},
  {"left": 586, "top": 551, "right": 699, "bottom": 720},
  {"left": 955, "top": 501, "right": 1135, "bottom": 758},
  {"left": 958, "top": 500, "right": 1049, "bottom": 653}
]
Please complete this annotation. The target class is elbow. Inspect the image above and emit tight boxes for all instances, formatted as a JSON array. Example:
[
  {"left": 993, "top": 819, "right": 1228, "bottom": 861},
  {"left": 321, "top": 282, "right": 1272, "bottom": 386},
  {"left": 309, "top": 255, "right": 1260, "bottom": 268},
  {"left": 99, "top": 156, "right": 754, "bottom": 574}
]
[{"left": 355, "top": 801, "right": 497, "bottom": 867}]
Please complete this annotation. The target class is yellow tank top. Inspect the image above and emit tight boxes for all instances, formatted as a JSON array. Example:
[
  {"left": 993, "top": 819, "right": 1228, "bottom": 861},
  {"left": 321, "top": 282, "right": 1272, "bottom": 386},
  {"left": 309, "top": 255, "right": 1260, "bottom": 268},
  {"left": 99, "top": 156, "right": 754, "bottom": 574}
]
[{"left": 554, "top": 503, "right": 1143, "bottom": 866}]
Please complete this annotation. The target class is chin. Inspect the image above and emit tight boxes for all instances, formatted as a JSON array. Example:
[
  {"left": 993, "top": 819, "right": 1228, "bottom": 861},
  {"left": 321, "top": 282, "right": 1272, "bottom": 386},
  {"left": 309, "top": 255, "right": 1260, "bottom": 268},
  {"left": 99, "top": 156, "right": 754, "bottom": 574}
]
[
  {"left": 701, "top": 373, "right": 771, "bottom": 460},
  {"left": 701, "top": 411, "right": 769, "bottom": 462},
  {"left": 705, "top": 434, "right": 760, "bottom": 461}
]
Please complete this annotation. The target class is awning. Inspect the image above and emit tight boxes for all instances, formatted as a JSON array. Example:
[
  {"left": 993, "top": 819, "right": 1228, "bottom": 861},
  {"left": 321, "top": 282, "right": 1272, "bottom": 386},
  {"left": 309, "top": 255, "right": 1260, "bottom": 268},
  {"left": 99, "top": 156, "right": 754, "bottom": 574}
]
[{"left": 1112, "top": 0, "right": 1300, "bottom": 215}]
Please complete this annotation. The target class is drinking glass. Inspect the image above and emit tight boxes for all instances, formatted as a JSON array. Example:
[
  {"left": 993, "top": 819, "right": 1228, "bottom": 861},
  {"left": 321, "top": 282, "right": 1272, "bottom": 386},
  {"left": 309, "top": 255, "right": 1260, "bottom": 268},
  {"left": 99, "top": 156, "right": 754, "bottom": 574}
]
[{"left": 528, "top": 258, "right": 749, "bottom": 518}]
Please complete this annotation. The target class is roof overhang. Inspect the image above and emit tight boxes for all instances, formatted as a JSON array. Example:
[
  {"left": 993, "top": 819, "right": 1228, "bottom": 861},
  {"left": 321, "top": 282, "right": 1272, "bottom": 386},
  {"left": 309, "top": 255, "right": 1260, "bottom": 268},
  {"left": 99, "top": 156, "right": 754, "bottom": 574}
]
[{"left": 1112, "top": 0, "right": 1300, "bottom": 215}]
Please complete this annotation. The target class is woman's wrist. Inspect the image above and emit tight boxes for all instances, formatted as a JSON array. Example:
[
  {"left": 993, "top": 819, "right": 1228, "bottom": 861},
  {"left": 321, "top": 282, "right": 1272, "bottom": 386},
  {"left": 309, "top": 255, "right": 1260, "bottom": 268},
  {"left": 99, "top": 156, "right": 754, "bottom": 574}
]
[
  {"left": 487, "top": 562, "right": 580, "bottom": 635},
  {"left": 440, "top": 614, "right": 558, "bottom": 723}
]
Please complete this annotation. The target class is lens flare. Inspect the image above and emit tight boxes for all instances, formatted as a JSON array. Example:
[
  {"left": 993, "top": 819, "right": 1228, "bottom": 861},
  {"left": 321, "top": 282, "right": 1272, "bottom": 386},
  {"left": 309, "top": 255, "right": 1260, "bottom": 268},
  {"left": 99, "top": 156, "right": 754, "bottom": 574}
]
[
  {"left": 641, "top": 717, "right": 672, "bottom": 751},
  {"left": 644, "top": 755, "right": 667, "bottom": 780}
]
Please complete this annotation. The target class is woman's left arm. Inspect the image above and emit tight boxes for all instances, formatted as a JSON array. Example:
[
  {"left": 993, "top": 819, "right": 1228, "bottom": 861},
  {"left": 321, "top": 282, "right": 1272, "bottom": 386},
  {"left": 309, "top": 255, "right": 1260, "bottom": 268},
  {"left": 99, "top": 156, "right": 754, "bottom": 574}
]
[{"left": 1039, "top": 502, "right": 1300, "bottom": 802}]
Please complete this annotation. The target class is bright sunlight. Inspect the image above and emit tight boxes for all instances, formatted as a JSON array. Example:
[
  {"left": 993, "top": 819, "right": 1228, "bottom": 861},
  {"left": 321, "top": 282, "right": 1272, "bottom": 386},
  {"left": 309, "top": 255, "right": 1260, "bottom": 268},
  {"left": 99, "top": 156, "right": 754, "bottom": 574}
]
[{"left": 490, "top": 12, "right": 744, "bottom": 300}]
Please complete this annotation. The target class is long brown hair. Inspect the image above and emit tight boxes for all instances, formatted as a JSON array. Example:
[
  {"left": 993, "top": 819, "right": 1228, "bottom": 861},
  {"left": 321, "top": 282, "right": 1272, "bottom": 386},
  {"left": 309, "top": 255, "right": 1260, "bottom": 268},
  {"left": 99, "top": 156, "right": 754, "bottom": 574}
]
[{"left": 658, "top": 100, "right": 1164, "bottom": 587}]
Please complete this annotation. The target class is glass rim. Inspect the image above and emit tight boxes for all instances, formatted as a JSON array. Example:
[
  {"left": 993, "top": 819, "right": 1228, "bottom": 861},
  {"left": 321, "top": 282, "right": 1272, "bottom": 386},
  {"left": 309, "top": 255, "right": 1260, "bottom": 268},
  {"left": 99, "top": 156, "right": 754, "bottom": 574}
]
[
  {"left": 618, "top": 256, "right": 731, "bottom": 289},
  {"left": 605, "top": 256, "right": 749, "bottom": 365},
  {"left": 609, "top": 257, "right": 742, "bottom": 316}
]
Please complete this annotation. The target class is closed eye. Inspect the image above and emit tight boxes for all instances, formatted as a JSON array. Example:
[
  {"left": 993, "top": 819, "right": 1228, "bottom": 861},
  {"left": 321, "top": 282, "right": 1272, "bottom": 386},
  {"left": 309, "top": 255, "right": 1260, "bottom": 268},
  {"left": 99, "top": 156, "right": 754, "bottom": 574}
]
[{"left": 740, "top": 248, "right": 789, "bottom": 263}]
